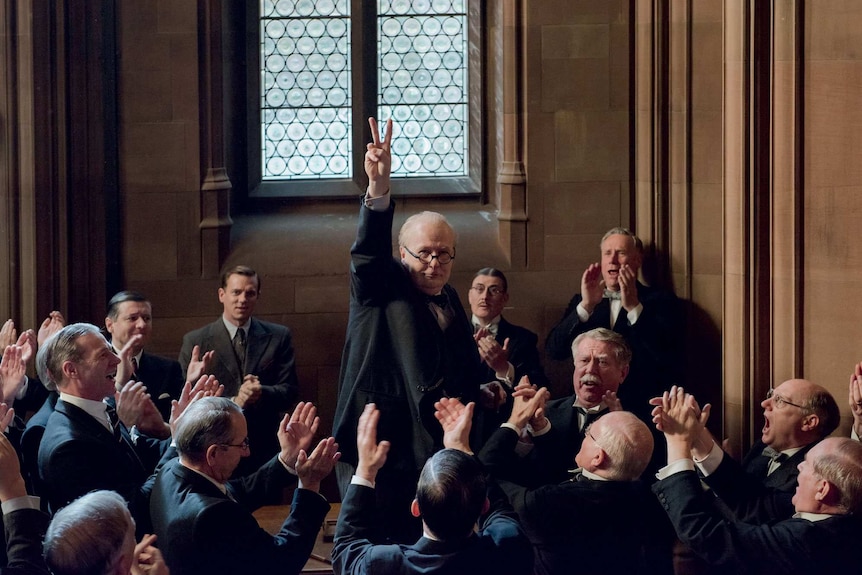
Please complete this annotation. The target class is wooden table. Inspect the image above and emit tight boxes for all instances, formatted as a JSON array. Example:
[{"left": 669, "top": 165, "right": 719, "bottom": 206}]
[{"left": 253, "top": 503, "right": 340, "bottom": 574}]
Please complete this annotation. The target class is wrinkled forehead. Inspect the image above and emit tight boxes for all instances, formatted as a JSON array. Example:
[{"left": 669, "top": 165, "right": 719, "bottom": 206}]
[
  {"left": 472, "top": 274, "right": 505, "bottom": 288},
  {"left": 601, "top": 233, "right": 637, "bottom": 253},
  {"left": 400, "top": 216, "right": 456, "bottom": 249},
  {"left": 775, "top": 378, "right": 814, "bottom": 400},
  {"left": 575, "top": 338, "right": 615, "bottom": 358}
]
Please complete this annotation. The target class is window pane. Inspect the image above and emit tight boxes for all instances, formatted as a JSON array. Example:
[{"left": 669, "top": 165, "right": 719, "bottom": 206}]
[
  {"left": 379, "top": 0, "right": 468, "bottom": 177},
  {"left": 261, "top": 0, "right": 352, "bottom": 179}
]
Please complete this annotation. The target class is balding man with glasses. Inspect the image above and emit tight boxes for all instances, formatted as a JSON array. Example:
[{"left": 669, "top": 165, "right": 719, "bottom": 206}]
[{"left": 333, "top": 118, "right": 488, "bottom": 544}]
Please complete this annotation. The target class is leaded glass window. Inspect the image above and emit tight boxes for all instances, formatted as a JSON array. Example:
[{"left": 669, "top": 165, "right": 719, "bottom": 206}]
[{"left": 260, "top": 0, "right": 468, "bottom": 181}]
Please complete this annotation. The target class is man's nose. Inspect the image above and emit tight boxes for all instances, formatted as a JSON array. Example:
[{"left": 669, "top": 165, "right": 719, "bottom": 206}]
[
  {"left": 761, "top": 398, "right": 771, "bottom": 410},
  {"left": 427, "top": 257, "right": 441, "bottom": 269}
]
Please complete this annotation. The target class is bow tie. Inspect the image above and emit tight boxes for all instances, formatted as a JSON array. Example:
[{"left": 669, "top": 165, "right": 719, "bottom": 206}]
[
  {"left": 474, "top": 322, "right": 498, "bottom": 336},
  {"left": 603, "top": 289, "right": 621, "bottom": 300},
  {"left": 761, "top": 446, "right": 788, "bottom": 465},
  {"left": 427, "top": 293, "right": 449, "bottom": 309}
]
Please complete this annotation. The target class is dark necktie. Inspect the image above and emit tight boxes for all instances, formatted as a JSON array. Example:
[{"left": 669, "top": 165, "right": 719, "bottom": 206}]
[
  {"left": 233, "top": 329, "right": 247, "bottom": 366},
  {"left": 761, "top": 445, "right": 788, "bottom": 473},
  {"left": 130, "top": 357, "right": 138, "bottom": 378},
  {"left": 576, "top": 406, "right": 606, "bottom": 433},
  {"left": 427, "top": 293, "right": 449, "bottom": 309},
  {"left": 105, "top": 405, "right": 122, "bottom": 441}
]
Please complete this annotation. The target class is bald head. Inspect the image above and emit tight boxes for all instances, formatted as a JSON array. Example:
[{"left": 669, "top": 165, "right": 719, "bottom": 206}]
[
  {"left": 799, "top": 438, "right": 862, "bottom": 515},
  {"left": 761, "top": 379, "right": 839, "bottom": 451},
  {"left": 577, "top": 411, "right": 653, "bottom": 481}
]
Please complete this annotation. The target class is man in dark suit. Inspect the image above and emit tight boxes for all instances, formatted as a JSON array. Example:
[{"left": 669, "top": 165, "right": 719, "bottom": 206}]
[
  {"left": 545, "top": 227, "right": 680, "bottom": 421},
  {"left": 652, "top": 386, "right": 862, "bottom": 575},
  {"left": 332, "top": 118, "right": 488, "bottom": 543},
  {"left": 469, "top": 267, "right": 548, "bottom": 390},
  {"left": 150, "top": 397, "right": 338, "bottom": 575},
  {"left": 44, "top": 490, "right": 168, "bottom": 575},
  {"left": 520, "top": 328, "right": 631, "bottom": 486},
  {"left": 333, "top": 403, "right": 533, "bottom": 575},
  {"left": 0, "top": 417, "right": 49, "bottom": 575},
  {"left": 739, "top": 379, "right": 839, "bottom": 494},
  {"left": 35, "top": 323, "right": 173, "bottom": 533},
  {"left": 105, "top": 290, "right": 186, "bottom": 421},
  {"left": 179, "top": 265, "right": 298, "bottom": 474},
  {"left": 453, "top": 393, "right": 672, "bottom": 575}
]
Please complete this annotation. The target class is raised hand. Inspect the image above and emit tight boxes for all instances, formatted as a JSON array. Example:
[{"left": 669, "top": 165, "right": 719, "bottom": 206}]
[
  {"left": 296, "top": 436, "right": 340, "bottom": 493},
  {"left": 364, "top": 117, "right": 392, "bottom": 197},
  {"left": 0, "top": 345, "right": 26, "bottom": 405},
  {"left": 580, "top": 263, "right": 603, "bottom": 313},
  {"left": 477, "top": 335, "right": 510, "bottom": 375},
  {"left": 115, "top": 334, "right": 144, "bottom": 390},
  {"left": 603, "top": 389, "right": 623, "bottom": 412},
  {"left": 0, "top": 431, "right": 26, "bottom": 502},
  {"left": 0, "top": 320, "right": 16, "bottom": 350},
  {"left": 849, "top": 362, "right": 862, "bottom": 438},
  {"left": 116, "top": 380, "right": 170, "bottom": 439},
  {"left": 433, "top": 397, "right": 474, "bottom": 453},
  {"left": 185, "top": 344, "right": 214, "bottom": 384},
  {"left": 169, "top": 375, "right": 223, "bottom": 436},
  {"left": 510, "top": 386, "right": 550, "bottom": 430},
  {"left": 618, "top": 264, "right": 640, "bottom": 312},
  {"left": 650, "top": 386, "right": 702, "bottom": 461},
  {"left": 277, "top": 402, "right": 321, "bottom": 469},
  {"left": 355, "top": 403, "right": 390, "bottom": 483},
  {"left": 15, "top": 330, "right": 36, "bottom": 365},
  {"left": 37, "top": 311, "right": 66, "bottom": 347},
  {"left": 131, "top": 533, "right": 170, "bottom": 575}
]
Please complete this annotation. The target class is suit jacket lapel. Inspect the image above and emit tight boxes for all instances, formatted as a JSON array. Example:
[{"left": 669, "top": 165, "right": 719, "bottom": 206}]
[
  {"left": 244, "top": 319, "right": 272, "bottom": 374},
  {"left": 56, "top": 400, "right": 147, "bottom": 472}
]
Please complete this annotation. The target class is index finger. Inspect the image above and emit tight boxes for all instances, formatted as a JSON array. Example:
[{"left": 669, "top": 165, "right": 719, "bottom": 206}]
[{"left": 368, "top": 117, "right": 380, "bottom": 146}]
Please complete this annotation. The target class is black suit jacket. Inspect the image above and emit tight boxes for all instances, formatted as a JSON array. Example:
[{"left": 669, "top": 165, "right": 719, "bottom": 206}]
[
  {"left": 653, "top": 470, "right": 862, "bottom": 575},
  {"left": 333, "top": 202, "right": 485, "bottom": 475},
  {"left": 179, "top": 317, "right": 298, "bottom": 471},
  {"left": 130, "top": 351, "right": 184, "bottom": 421},
  {"left": 703, "top": 451, "right": 795, "bottom": 523},
  {"left": 545, "top": 282, "right": 681, "bottom": 420},
  {"left": 2, "top": 508, "right": 50, "bottom": 575},
  {"left": 333, "top": 482, "right": 533, "bottom": 575},
  {"left": 481, "top": 318, "right": 548, "bottom": 387},
  {"left": 741, "top": 440, "right": 812, "bottom": 492},
  {"left": 36, "top": 399, "right": 171, "bottom": 532},
  {"left": 20, "top": 392, "right": 58, "bottom": 498},
  {"left": 150, "top": 457, "right": 329, "bottom": 575},
  {"left": 479, "top": 426, "right": 672, "bottom": 575}
]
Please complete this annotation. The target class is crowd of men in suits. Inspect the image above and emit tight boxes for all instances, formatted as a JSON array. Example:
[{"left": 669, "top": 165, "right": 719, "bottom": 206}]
[{"left": 1, "top": 117, "right": 862, "bottom": 574}]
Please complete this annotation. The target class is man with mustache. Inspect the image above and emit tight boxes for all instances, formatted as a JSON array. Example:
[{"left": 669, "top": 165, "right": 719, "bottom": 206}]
[
  {"left": 545, "top": 228, "right": 680, "bottom": 422},
  {"left": 523, "top": 327, "right": 631, "bottom": 486}
]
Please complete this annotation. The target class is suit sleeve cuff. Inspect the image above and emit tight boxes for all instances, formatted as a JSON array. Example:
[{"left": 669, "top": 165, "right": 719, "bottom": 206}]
[
  {"left": 656, "top": 458, "right": 695, "bottom": 480},
  {"left": 626, "top": 303, "right": 644, "bottom": 324},
  {"left": 363, "top": 189, "right": 390, "bottom": 211},
  {"left": 576, "top": 303, "right": 591, "bottom": 322},
  {"left": 2, "top": 496, "right": 41, "bottom": 514},
  {"left": 693, "top": 441, "right": 724, "bottom": 476}
]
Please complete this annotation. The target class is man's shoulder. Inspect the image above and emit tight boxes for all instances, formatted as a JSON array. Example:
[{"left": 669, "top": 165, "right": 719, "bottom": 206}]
[
  {"left": 250, "top": 317, "right": 290, "bottom": 335},
  {"left": 181, "top": 319, "right": 223, "bottom": 342},
  {"left": 141, "top": 351, "right": 181, "bottom": 370},
  {"left": 545, "top": 395, "right": 575, "bottom": 411},
  {"left": 497, "top": 318, "right": 538, "bottom": 341}
]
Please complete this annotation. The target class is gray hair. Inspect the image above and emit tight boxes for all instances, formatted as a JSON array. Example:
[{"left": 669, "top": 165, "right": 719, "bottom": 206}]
[
  {"left": 175, "top": 397, "right": 242, "bottom": 463},
  {"left": 571, "top": 328, "right": 632, "bottom": 368},
  {"left": 44, "top": 490, "right": 134, "bottom": 575},
  {"left": 812, "top": 438, "right": 862, "bottom": 515},
  {"left": 601, "top": 227, "right": 644, "bottom": 253},
  {"left": 36, "top": 323, "right": 104, "bottom": 390},
  {"left": 589, "top": 411, "right": 653, "bottom": 481},
  {"left": 397, "top": 211, "right": 457, "bottom": 248}
]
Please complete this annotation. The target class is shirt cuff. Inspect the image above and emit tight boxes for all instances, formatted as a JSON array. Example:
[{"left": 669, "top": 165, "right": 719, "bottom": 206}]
[
  {"left": 527, "top": 420, "right": 551, "bottom": 437},
  {"left": 2, "top": 496, "right": 41, "bottom": 515},
  {"left": 495, "top": 363, "right": 515, "bottom": 387},
  {"left": 277, "top": 454, "right": 298, "bottom": 476},
  {"left": 363, "top": 189, "right": 390, "bottom": 211},
  {"left": 626, "top": 303, "right": 644, "bottom": 324},
  {"left": 693, "top": 441, "right": 724, "bottom": 476},
  {"left": 351, "top": 475, "right": 375, "bottom": 489},
  {"left": 656, "top": 458, "right": 695, "bottom": 480},
  {"left": 576, "top": 303, "right": 591, "bottom": 322},
  {"left": 500, "top": 422, "right": 521, "bottom": 435}
]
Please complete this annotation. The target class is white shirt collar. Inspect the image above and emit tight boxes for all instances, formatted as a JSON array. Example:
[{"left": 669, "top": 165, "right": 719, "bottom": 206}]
[
  {"left": 792, "top": 511, "right": 834, "bottom": 522},
  {"left": 472, "top": 314, "right": 501, "bottom": 333},
  {"left": 180, "top": 461, "right": 231, "bottom": 497},
  {"left": 59, "top": 392, "right": 113, "bottom": 433},
  {"left": 222, "top": 316, "right": 251, "bottom": 340}
]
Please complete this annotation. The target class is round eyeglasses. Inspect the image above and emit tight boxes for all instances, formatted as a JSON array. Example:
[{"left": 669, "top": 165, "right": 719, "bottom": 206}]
[{"left": 402, "top": 245, "right": 455, "bottom": 265}]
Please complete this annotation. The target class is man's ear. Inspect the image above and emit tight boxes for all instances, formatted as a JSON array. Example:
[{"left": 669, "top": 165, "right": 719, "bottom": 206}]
[
  {"left": 592, "top": 447, "right": 607, "bottom": 469},
  {"left": 410, "top": 498, "right": 421, "bottom": 518},
  {"left": 481, "top": 497, "right": 490, "bottom": 515},
  {"left": 61, "top": 360, "right": 77, "bottom": 379},
  {"left": 205, "top": 444, "right": 221, "bottom": 467},
  {"left": 801, "top": 413, "right": 820, "bottom": 433},
  {"left": 105, "top": 317, "right": 114, "bottom": 335}
]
